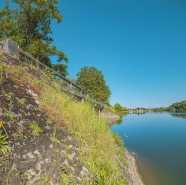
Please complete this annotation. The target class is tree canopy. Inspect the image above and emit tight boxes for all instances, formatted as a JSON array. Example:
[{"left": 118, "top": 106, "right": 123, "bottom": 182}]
[
  {"left": 154, "top": 100, "right": 186, "bottom": 112},
  {"left": 0, "top": 0, "right": 68, "bottom": 76},
  {"left": 76, "top": 66, "right": 111, "bottom": 103},
  {"left": 114, "top": 103, "right": 122, "bottom": 112}
]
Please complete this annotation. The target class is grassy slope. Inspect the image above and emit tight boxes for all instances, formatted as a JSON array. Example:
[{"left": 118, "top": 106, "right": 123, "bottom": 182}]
[{"left": 0, "top": 53, "right": 128, "bottom": 184}]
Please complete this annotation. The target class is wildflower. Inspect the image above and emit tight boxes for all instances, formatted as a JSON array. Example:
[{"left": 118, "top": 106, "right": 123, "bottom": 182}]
[{"left": 0, "top": 121, "right": 5, "bottom": 128}]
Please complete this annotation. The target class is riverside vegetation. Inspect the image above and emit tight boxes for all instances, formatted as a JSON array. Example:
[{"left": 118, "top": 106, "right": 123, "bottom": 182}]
[{"left": 0, "top": 52, "right": 133, "bottom": 184}]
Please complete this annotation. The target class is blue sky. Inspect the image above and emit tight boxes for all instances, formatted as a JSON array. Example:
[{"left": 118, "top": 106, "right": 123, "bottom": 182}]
[{"left": 1, "top": 0, "right": 186, "bottom": 108}]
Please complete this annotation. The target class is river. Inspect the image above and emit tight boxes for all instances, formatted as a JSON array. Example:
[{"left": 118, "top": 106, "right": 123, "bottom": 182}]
[{"left": 109, "top": 112, "right": 186, "bottom": 185}]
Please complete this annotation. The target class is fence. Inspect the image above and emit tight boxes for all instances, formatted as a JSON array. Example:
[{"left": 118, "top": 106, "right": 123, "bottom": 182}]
[{"left": 0, "top": 39, "right": 106, "bottom": 107}]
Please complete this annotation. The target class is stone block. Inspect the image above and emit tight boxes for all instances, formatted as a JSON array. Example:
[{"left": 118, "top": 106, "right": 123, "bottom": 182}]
[{"left": 0, "top": 39, "right": 19, "bottom": 59}]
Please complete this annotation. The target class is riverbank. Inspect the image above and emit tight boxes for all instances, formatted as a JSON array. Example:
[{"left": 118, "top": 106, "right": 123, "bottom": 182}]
[
  {"left": 125, "top": 152, "right": 144, "bottom": 185},
  {"left": 0, "top": 53, "right": 143, "bottom": 184}
]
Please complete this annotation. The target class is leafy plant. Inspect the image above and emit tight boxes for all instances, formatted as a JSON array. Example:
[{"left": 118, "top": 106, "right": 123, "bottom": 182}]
[
  {"left": 46, "top": 118, "right": 53, "bottom": 125},
  {"left": 3, "top": 109, "right": 17, "bottom": 123},
  {"left": 65, "top": 145, "right": 70, "bottom": 150},
  {"left": 112, "top": 131, "right": 124, "bottom": 147},
  {"left": 50, "top": 125, "right": 60, "bottom": 143},
  {"left": 67, "top": 154, "right": 72, "bottom": 161},
  {"left": 12, "top": 131, "right": 20, "bottom": 137},
  {"left": 50, "top": 161, "right": 55, "bottom": 166},
  {"left": 60, "top": 173, "right": 75, "bottom": 185},
  {"left": 50, "top": 136, "right": 60, "bottom": 144},
  {"left": 54, "top": 148, "right": 61, "bottom": 155},
  {"left": 29, "top": 121, "right": 43, "bottom": 136},
  {"left": 0, "top": 131, "right": 10, "bottom": 154},
  {"left": 45, "top": 67, "right": 55, "bottom": 80},
  {"left": 42, "top": 175, "right": 51, "bottom": 183}
]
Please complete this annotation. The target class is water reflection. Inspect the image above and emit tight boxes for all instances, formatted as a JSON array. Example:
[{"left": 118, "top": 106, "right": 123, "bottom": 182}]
[{"left": 170, "top": 113, "right": 186, "bottom": 119}]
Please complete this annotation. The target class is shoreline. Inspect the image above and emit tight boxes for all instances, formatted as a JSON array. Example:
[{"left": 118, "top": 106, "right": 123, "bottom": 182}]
[{"left": 125, "top": 151, "right": 145, "bottom": 185}]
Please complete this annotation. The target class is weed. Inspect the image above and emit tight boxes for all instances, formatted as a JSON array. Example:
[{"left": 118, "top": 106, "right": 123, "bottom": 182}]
[
  {"left": 14, "top": 66, "right": 24, "bottom": 77},
  {"left": 67, "top": 154, "right": 72, "bottom": 161},
  {"left": 54, "top": 149, "right": 61, "bottom": 155},
  {"left": 45, "top": 67, "right": 55, "bottom": 80},
  {"left": 60, "top": 173, "right": 75, "bottom": 185},
  {"left": 24, "top": 135, "right": 28, "bottom": 139},
  {"left": 3, "top": 109, "right": 17, "bottom": 123},
  {"left": 112, "top": 131, "right": 124, "bottom": 147},
  {"left": 50, "top": 161, "right": 55, "bottom": 165},
  {"left": 50, "top": 125, "right": 60, "bottom": 143},
  {"left": 42, "top": 175, "right": 51, "bottom": 183},
  {"left": 67, "top": 165, "right": 71, "bottom": 168},
  {"left": 50, "top": 136, "right": 60, "bottom": 144},
  {"left": 17, "top": 99, "right": 25, "bottom": 134},
  {"left": 0, "top": 131, "right": 10, "bottom": 154},
  {"left": 131, "top": 151, "right": 137, "bottom": 156},
  {"left": 12, "top": 131, "right": 20, "bottom": 137},
  {"left": 65, "top": 145, "right": 70, "bottom": 150},
  {"left": 29, "top": 121, "right": 43, "bottom": 136},
  {"left": 46, "top": 118, "right": 53, "bottom": 125}
]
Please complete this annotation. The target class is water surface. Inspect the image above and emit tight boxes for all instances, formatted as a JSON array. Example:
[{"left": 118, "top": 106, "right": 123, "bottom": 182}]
[{"left": 110, "top": 112, "right": 186, "bottom": 185}]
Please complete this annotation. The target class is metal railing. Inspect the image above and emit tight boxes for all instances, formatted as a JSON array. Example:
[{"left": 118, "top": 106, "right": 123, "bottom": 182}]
[
  {"left": 0, "top": 38, "right": 106, "bottom": 106},
  {"left": 18, "top": 49, "right": 105, "bottom": 106}
]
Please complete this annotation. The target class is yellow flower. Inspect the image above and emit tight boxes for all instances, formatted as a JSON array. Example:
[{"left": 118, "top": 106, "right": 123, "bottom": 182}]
[{"left": 0, "top": 121, "right": 5, "bottom": 128}]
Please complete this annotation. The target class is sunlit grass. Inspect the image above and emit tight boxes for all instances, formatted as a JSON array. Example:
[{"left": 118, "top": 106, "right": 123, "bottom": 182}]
[{"left": 2, "top": 56, "right": 127, "bottom": 184}]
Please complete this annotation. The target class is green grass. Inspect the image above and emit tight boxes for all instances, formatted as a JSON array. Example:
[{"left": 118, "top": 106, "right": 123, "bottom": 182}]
[
  {"left": 29, "top": 121, "right": 43, "bottom": 136},
  {"left": 2, "top": 55, "right": 128, "bottom": 184}
]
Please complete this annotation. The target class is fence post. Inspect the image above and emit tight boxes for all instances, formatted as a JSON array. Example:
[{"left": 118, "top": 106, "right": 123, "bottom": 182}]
[{"left": 81, "top": 98, "right": 84, "bottom": 103}]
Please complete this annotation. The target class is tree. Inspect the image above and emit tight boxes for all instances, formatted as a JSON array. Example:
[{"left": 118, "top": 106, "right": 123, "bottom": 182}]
[
  {"left": 122, "top": 107, "right": 127, "bottom": 111},
  {"left": 76, "top": 66, "right": 111, "bottom": 103},
  {"left": 114, "top": 103, "right": 122, "bottom": 112},
  {"left": 0, "top": 0, "right": 68, "bottom": 76}
]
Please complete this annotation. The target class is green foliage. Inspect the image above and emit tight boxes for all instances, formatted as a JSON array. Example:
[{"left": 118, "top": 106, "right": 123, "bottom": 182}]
[
  {"left": 155, "top": 101, "right": 186, "bottom": 112},
  {"left": 122, "top": 107, "right": 128, "bottom": 111},
  {"left": 60, "top": 173, "right": 75, "bottom": 185},
  {"left": 45, "top": 67, "right": 55, "bottom": 80},
  {"left": 46, "top": 118, "right": 53, "bottom": 125},
  {"left": 29, "top": 121, "right": 43, "bottom": 136},
  {"left": 50, "top": 125, "right": 60, "bottom": 143},
  {"left": 154, "top": 107, "right": 166, "bottom": 112},
  {"left": 114, "top": 103, "right": 123, "bottom": 117},
  {"left": 114, "top": 103, "right": 122, "bottom": 112},
  {"left": 42, "top": 175, "right": 51, "bottom": 183},
  {"left": 112, "top": 131, "right": 124, "bottom": 147},
  {"left": 3, "top": 109, "right": 17, "bottom": 123},
  {"left": 5, "top": 61, "right": 127, "bottom": 184},
  {"left": 0, "top": 0, "right": 68, "bottom": 76},
  {"left": 0, "top": 131, "right": 10, "bottom": 154},
  {"left": 54, "top": 148, "right": 61, "bottom": 155},
  {"left": 57, "top": 77, "right": 76, "bottom": 88},
  {"left": 76, "top": 66, "right": 111, "bottom": 103}
]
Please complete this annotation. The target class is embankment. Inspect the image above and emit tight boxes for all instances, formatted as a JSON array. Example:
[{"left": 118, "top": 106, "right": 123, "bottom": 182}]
[{"left": 0, "top": 53, "right": 144, "bottom": 184}]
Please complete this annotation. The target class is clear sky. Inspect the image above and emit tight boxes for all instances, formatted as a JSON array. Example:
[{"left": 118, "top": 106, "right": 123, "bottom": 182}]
[{"left": 1, "top": 0, "right": 186, "bottom": 108}]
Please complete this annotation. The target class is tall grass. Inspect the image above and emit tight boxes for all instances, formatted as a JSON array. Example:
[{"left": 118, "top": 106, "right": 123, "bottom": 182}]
[{"left": 2, "top": 57, "right": 127, "bottom": 184}]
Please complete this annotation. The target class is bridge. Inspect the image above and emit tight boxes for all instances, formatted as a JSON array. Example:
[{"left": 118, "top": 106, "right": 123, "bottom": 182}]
[{"left": 0, "top": 39, "right": 107, "bottom": 109}]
